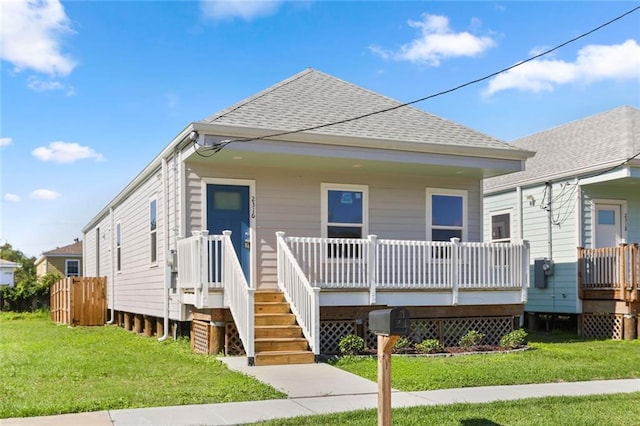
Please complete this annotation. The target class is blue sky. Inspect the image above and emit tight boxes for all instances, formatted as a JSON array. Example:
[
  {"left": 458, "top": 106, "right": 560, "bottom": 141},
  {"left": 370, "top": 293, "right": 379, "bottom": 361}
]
[{"left": 1, "top": 1, "right": 639, "bottom": 257}]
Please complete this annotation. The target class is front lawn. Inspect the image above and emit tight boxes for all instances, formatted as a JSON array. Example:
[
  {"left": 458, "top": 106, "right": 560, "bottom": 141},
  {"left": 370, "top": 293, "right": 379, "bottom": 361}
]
[
  {"left": 0, "top": 311, "right": 285, "bottom": 418},
  {"left": 333, "top": 331, "right": 640, "bottom": 391}
]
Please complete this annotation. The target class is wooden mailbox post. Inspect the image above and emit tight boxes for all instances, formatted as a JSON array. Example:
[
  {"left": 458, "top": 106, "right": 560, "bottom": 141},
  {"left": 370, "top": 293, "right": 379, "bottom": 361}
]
[{"left": 369, "top": 307, "right": 411, "bottom": 426}]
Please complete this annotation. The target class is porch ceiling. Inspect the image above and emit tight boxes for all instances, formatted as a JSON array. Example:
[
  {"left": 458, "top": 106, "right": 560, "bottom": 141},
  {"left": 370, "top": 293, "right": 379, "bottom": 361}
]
[{"left": 184, "top": 139, "right": 523, "bottom": 179}]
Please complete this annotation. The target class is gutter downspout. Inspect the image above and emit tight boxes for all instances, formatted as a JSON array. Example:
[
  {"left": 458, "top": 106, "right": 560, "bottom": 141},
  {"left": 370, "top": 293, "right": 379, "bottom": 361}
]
[
  {"left": 158, "top": 156, "right": 171, "bottom": 342},
  {"left": 107, "top": 207, "right": 115, "bottom": 324}
]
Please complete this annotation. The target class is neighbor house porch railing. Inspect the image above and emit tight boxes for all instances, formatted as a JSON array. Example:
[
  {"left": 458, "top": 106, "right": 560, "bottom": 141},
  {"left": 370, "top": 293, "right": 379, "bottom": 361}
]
[
  {"left": 578, "top": 243, "right": 639, "bottom": 302},
  {"left": 176, "top": 230, "right": 255, "bottom": 364},
  {"left": 281, "top": 233, "right": 530, "bottom": 305}
]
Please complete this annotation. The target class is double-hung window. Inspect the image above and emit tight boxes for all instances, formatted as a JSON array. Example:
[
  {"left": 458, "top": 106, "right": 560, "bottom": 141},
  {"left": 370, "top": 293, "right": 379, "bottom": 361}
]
[
  {"left": 490, "top": 210, "right": 512, "bottom": 243},
  {"left": 65, "top": 259, "right": 80, "bottom": 277},
  {"left": 426, "top": 188, "right": 467, "bottom": 241},
  {"left": 321, "top": 184, "right": 368, "bottom": 257},
  {"left": 150, "top": 199, "right": 158, "bottom": 264}
]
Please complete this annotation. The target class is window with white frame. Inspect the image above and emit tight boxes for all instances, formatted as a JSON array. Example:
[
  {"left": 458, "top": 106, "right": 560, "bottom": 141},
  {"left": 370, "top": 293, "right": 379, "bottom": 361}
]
[
  {"left": 116, "top": 222, "right": 122, "bottom": 272},
  {"left": 322, "top": 184, "right": 368, "bottom": 239},
  {"left": 426, "top": 188, "right": 467, "bottom": 241},
  {"left": 150, "top": 199, "right": 158, "bottom": 264},
  {"left": 490, "top": 210, "right": 512, "bottom": 243},
  {"left": 322, "top": 184, "right": 368, "bottom": 258},
  {"left": 65, "top": 259, "right": 80, "bottom": 277}
]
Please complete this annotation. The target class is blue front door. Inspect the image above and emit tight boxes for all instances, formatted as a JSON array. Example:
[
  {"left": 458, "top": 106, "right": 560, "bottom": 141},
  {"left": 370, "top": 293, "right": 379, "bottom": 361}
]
[{"left": 206, "top": 184, "right": 250, "bottom": 281}]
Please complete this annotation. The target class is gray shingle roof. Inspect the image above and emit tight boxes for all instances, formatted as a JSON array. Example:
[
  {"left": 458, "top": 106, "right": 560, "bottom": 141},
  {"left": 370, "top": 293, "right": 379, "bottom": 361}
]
[
  {"left": 42, "top": 240, "right": 83, "bottom": 256},
  {"left": 200, "top": 68, "right": 523, "bottom": 152},
  {"left": 484, "top": 105, "right": 640, "bottom": 192}
]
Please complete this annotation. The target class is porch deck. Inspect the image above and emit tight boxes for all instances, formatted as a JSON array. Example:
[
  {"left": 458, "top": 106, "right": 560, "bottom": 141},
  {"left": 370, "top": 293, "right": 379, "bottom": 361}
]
[{"left": 177, "top": 231, "right": 530, "bottom": 363}]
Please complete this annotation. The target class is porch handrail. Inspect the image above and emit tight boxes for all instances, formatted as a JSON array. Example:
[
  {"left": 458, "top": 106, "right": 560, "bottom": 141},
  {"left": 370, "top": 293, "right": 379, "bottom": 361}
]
[
  {"left": 221, "top": 231, "right": 255, "bottom": 365},
  {"left": 284, "top": 235, "right": 530, "bottom": 303},
  {"left": 276, "top": 232, "right": 320, "bottom": 356}
]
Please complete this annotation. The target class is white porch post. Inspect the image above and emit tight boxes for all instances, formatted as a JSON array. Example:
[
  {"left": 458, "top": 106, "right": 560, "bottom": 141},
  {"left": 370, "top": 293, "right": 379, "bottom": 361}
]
[
  {"left": 312, "top": 287, "right": 321, "bottom": 356},
  {"left": 276, "top": 232, "right": 285, "bottom": 287},
  {"left": 450, "top": 237, "right": 460, "bottom": 305},
  {"left": 368, "top": 234, "right": 378, "bottom": 305},
  {"left": 522, "top": 240, "right": 530, "bottom": 303},
  {"left": 200, "top": 230, "right": 209, "bottom": 308}
]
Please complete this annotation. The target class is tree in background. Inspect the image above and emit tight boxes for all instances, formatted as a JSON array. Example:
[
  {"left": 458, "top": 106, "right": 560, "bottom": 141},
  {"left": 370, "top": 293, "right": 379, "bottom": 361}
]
[{"left": 0, "top": 243, "right": 60, "bottom": 311}]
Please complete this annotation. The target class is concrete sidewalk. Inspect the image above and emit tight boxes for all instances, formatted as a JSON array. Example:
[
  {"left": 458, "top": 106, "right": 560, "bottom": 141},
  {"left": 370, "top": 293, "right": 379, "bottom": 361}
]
[{"left": 2, "top": 359, "right": 639, "bottom": 426}]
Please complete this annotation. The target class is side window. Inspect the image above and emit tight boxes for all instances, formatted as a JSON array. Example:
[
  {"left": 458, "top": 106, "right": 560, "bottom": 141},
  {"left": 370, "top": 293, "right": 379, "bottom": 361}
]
[
  {"left": 116, "top": 223, "right": 122, "bottom": 272},
  {"left": 491, "top": 211, "right": 512, "bottom": 243},
  {"left": 427, "top": 189, "right": 467, "bottom": 241},
  {"left": 65, "top": 259, "right": 80, "bottom": 277},
  {"left": 150, "top": 199, "right": 158, "bottom": 264},
  {"left": 322, "top": 184, "right": 368, "bottom": 239}
]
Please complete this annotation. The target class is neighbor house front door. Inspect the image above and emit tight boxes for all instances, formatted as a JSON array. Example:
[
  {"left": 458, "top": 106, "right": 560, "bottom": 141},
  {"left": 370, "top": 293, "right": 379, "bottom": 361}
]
[{"left": 594, "top": 203, "right": 623, "bottom": 248}]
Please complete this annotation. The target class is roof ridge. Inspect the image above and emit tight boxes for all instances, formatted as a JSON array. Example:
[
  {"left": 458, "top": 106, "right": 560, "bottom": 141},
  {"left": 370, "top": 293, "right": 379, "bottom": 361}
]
[{"left": 204, "top": 68, "right": 316, "bottom": 123}]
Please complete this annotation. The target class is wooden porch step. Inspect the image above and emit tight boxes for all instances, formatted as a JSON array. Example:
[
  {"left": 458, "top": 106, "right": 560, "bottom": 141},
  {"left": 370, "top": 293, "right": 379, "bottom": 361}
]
[
  {"left": 255, "top": 337, "right": 309, "bottom": 352},
  {"left": 255, "top": 313, "right": 297, "bottom": 326},
  {"left": 255, "top": 325, "right": 304, "bottom": 339},
  {"left": 255, "top": 302, "right": 291, "bottom": 314},
  {"left": 254, "top": 350, "right": 315, "bottom": 366},
  {"left": 254, "top": 291, "right": 285, "bottom": 303}
]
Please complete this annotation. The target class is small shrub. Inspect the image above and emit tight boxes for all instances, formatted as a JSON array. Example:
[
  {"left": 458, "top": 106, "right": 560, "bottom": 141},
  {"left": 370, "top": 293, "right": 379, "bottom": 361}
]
[
  {"left": 338, "top": 334, "right": 365, "bottom": 356},
  {"left": 459, "top": 330, "right": 484, "bottom": 348},
  {"left": 500, "top": 329, "right": 529, "bottom": 349},
  {"left": 415, "top": 339, "right": 444, "bottom": 354},
  {"left": 392, "top": 336, "right": 412, "bottom": 353}
]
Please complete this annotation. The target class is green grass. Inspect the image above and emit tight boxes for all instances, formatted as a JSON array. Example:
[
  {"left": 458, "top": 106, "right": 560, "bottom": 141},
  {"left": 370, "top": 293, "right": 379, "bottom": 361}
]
[
  {"left": 0, "top": 311, "right": 285, "bottom": 418},
  {"left": 333, "top": 331, "right": 640, "bottom": 391},
  {"left": 254, "top": 393, "right": 640, "bottom": 425}
]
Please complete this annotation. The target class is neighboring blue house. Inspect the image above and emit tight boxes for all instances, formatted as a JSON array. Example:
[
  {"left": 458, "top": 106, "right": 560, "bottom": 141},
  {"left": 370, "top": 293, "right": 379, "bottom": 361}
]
[{"left": 483, "top": 106, "right": 640, "bottom": 339}]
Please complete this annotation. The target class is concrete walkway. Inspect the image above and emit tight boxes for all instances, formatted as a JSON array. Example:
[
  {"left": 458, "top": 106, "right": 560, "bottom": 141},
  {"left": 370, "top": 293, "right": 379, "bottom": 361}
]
[{"left": 2, "top": 358, "right": 639, "bottom": 426}]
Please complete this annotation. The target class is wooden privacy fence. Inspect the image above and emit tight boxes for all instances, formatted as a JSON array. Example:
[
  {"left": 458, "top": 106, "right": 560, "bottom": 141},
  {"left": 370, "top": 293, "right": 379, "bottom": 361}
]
[{"left": 50, "top": 277, "right": 107, "bottom": 326}]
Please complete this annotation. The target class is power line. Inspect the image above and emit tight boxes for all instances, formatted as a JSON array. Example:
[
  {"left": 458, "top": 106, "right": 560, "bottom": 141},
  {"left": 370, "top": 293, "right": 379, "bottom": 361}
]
[{"left": 196, "top": 5, "right": 640, "bottom": 153}]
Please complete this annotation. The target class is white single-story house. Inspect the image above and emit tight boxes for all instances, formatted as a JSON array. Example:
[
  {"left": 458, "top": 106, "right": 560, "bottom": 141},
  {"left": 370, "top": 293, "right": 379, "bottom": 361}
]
[
  {"left": 83, "top": 69, "right": 533, "bottom": 365},
  {"left": 0, "top": 258, "right": 19, "bottom": 287},
  {"left": 483, "top": 106, "right": 640, "bottom": 339}
]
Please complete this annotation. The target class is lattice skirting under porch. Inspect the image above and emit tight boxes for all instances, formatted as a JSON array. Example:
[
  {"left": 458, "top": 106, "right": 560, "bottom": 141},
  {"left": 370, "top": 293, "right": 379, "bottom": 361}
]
[
  {"left": 581, "top": 313, "right": 623, "bottom": 340},
  {"left": 225, "top": 322, "right": 246, "bottom": 356},
  {"left": 325, "top": 316, "right": 514, "bottom": 354}
]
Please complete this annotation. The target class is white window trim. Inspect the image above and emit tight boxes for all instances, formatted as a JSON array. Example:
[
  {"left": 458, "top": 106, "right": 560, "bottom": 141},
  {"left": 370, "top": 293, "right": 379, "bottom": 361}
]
[
  {"left": 65, "top": 259, "right": 80, "bottom": 277},
  {"left": 115, "top": 222, "right": 122, "bottom": 273},
  {"left": 490, "top": 209, "right": 513, "bottom": 243},
  {"left": 321, "top": 183, "right": 369, "bottom": 238},
  {"left": 426, "top": 188, "right": 468, "bottom": 241},
  {"left": 149, "top": 197, "right": 158, "bottom": 267}
]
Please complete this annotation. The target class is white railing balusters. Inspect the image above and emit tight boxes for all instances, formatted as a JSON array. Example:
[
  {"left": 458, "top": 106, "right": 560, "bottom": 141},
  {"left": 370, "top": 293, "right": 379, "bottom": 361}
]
[
  {"left": 221, "top": 231, "right": 255, "bottom": 365},
  {"left": 276, "top": 232, "right": 320, "bottom": 355}
]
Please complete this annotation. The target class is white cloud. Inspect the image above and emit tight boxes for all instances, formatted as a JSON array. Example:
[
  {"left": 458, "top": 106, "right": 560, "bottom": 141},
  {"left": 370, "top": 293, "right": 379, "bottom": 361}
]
[
  {"left": 4, "top": 193, "right": 21, "bottom": 202},
  {"left": 27, "top": 76, "right": 66, "bottom": 92},
  {"left": 0, "top": 137, "right": 12, "bottom": 147},
  {"left": 0, "top": 0, "right": 76, "bottom": 76},
  {"left": 485, "top": 39, "right": 640, "bottom": 96},
  {"left": 200, "top": 0, "right": 282, "bottom": 21},
  {"left": 32, "top": 141, "right": 106, "bottom": 164},
  {"left": 370, "top": 14, "right": 496, "bottom": 66},
  {"left": 29, "top": 189, "right": 61, "bottom": 200}
]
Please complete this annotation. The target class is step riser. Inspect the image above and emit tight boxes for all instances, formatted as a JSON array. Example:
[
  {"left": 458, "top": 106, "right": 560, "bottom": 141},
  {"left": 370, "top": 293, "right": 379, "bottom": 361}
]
[
  {"left": 255, "top": 327, "right": 303, "bottom": 339},
  {"left": 254, "top": 292, "right": 285, "bottom": 303},
  {"left": 255, "top": 353, "right": 315, "bottom": 366},
  {"left": 255, "top": 304, "right": 290, "bottom": 314},
  {"left": 255, "top": 316, "right": 296, "bottom": 326},
  {"left": 255, "top": 341, "right": 309, "bottom": 352}
]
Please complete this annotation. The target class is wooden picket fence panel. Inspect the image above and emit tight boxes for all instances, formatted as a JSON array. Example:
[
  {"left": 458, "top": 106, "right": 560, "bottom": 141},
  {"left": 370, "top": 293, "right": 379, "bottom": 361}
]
[{"left": 50, "top": 277, "right": 107, "bottom": 326}]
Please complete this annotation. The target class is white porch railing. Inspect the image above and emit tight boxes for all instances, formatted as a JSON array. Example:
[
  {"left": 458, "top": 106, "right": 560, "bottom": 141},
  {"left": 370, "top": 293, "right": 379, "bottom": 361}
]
[
  {"left": 176, "top": 230, "right": 255, "bottom": 365},
  {"left": 283, "top": 234, "right": 530, "bottom": 304},
  {"left": 221, "top": 231, "right": 255, "bottom": 365},
  {"left": 276, "top": 232, "right": 321, "bottom": 356}
]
